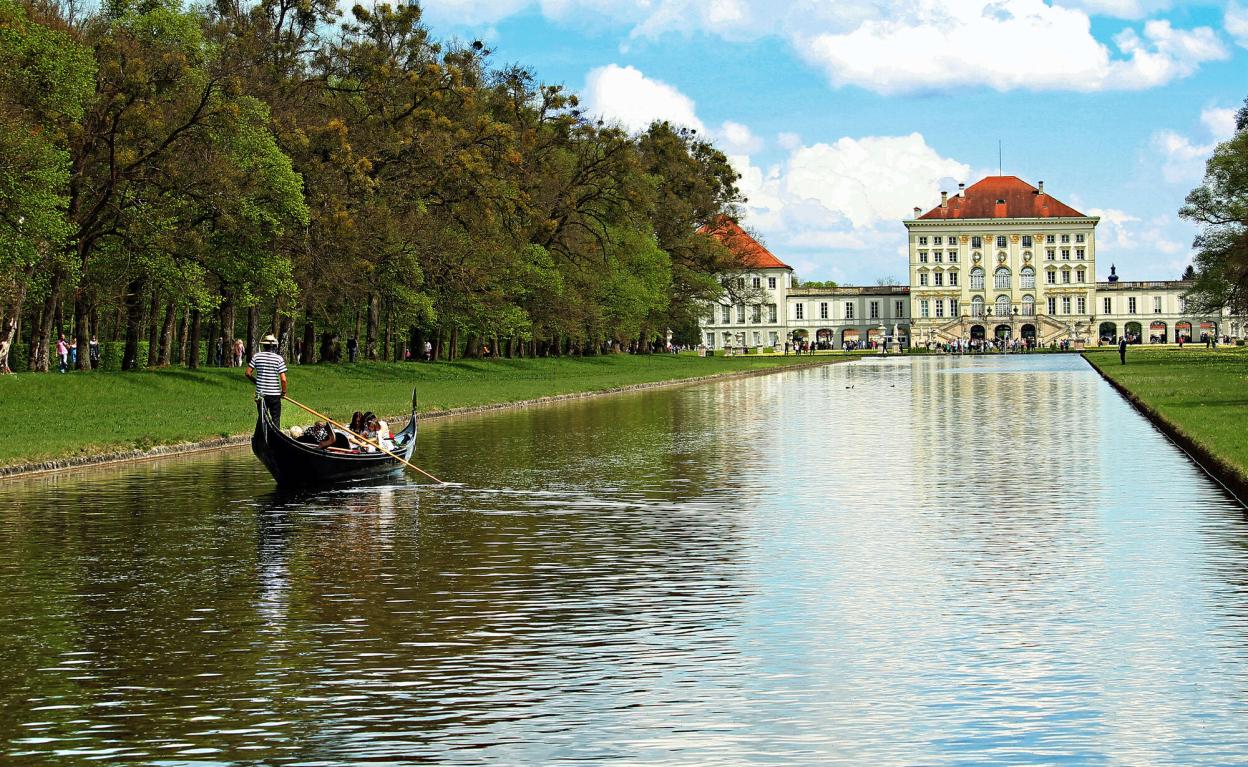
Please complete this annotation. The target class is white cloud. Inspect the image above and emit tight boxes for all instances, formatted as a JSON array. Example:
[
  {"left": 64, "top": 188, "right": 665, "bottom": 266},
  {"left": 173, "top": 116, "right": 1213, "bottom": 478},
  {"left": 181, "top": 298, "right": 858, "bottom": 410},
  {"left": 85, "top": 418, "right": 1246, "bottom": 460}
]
[
  {"left": 424, "top": 0, "right": 1228, "bottom": 94},
  {"left": 580, "top": 65, "right": 705, "bottom": 133},
  {"left": 716, "top": 121, "right": 763, "bottom": 153},
  {"left": 776, "top": 132, "right": 802, "bottom": 150},
  {"left": 730, "top": 132, "right": 971, "bottom": 280},
  {"left": 1152, "top": 105, "right": 1239, "bottom": 184},
  {"left": 1228, "top": 2, "right": 1248, "bottom": 48},
  {"left": 801, "top": 4, "right": 1226, "bottom": 94}
]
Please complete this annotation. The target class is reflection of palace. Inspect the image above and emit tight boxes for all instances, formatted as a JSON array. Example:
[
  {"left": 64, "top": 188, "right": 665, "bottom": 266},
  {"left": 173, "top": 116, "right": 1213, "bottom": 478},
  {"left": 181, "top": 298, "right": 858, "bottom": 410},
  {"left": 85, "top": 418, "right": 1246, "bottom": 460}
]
[{"left": 702, "top": 176, "right": 1242, "bottom": 349}]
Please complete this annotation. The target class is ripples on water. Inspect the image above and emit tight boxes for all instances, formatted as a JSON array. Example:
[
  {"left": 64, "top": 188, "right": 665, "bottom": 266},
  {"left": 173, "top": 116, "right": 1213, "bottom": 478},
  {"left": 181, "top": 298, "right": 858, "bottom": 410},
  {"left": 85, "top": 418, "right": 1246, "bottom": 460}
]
[{"left": 2, "top": 354, "right": 1247, "bottom": 765}]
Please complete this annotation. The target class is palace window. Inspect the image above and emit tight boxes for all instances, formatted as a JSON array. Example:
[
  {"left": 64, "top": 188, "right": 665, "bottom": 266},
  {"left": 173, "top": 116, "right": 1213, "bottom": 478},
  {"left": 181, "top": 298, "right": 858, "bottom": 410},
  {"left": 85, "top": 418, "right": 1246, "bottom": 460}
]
[
  {"left": 996, "top": 295, "right": 1010, "bottom": 316},
  {"left": 1153, "top": 296, "right": 1162, "bottom": 313},
  {"left": 1104, "top": 297, "right": 1112, "bottom": 314},
  {"left": 1046, "top": 270, "right": 1056, "bottom": 285},
  {"left": 933, "top": 251, "right": 942, "bottom": 263},
  {"left": 1062, "top": 249, "right": 1070, "bottom": 260},
  {"left": 934, "top": 272, "right": 943, "bottom": 286},
  {"left": 845, "top": 302, "right": 855, "bottom": 319},
  {"left": 920, "top": 299, "right": 929, "bottom": 318},
  {"left": 738, "top": 277, "right": 745, "bottom": 288},
  {"left": 768, "top": 304, "right": 777, "bottom": 323},
  {"left": 919, "top": 272, "right": 928, "bottom": 286},
  {"left": 970, "top": 268, "right": 984, "bottom": 289},
  {"left": 1022, "top": 235, "right": 1033, "bottom": 247},
  {"left": 1062, "top": 296, "right": 1071, "bottom": 314},
  {"left": 870, "top": 301, "right": 880, "bottom": 319},
  {"left": 949, "top": 271, "right": 958, "bottom": 286},
  {"left": 768, "top": 277, "right": 776, "bottom": 289},
  {"left": 1061, "top": 270, "right": 1071, "bottom": 284},
  {"left": 1061, "top": 234, "right": 1070, "bottom": 244},
  {"left": 751, "top": 305, "right": 761, "bottom": 323},
  {"left": 737, "top": 304, "right": 746, "bottom": 323},
  {"left": 1020, "top": 267, "right": 1035, "bottom": 289},
  {"left": 1128, "top": 297, "right": 1137, "bottom": 313},
  {"left": 1077, "top": 296, "right": 1086, "bottom": 314},
  {"left": 971, "top": 296, "right": 984, "bottom": 316},
  {"left": 948, "top": 250, "right": 958, "bottom": 262},
  {"left": 994, "top": 267, "right": 1011, "bottom": 289},
  {"left": 1047, "top": 296, "right": 1057, "bottom": 314},
  {"left": 919, "top": 251, "right": 928, "bottom": 263},
  {"left": 721, "top": 305, "right": 731, "bottom": 323},
  {"left": 895, "top": 300, "right": 905, "bottom": 317},
  {"left": 1046, "top": 235, "right": 1056, "bottom": 244},
  {"left": 996, "top": 236, "right": 1007, "bottom": 247},
  {"left": 950, "top": 298, "right": 959, "bottom": 315},
  {"left": 971, "top": 236, "right": 982, "bottom": 248},
  {"left": 795, "top": 303, "right": 804, "bottom": 320},
  {"left": 1075, "top": 234, "right": 1085, "bottom": 243},
  {"left": 918, "top": 236, "right": 928, "bottom": 245},
  {"left": 1046, "top": 248, "right": 1056, "bottom": 260},
  {"left": 819, "top": 302, "right": 829, "bottom": 319},
  {"left": 1022, "top": 295, "right": 1035, "bottom": 315},
  {"left": 753, "top": 331, "right": 761, "bottom": 346},
  {"left": 752, "top": 276, "right": 761, "bottom": 288},
  {"left": 1076, "top": 249, "right": 1085, "bottom": 260},
  {"left": 935, "top": 300, "right": 944, "bottom": 318},
  {"left": 933, "top": 236, "right": 943, "bottom": 245},
  {"left": 1076, "top": 269, "right": 1085, "bottom": 283}
]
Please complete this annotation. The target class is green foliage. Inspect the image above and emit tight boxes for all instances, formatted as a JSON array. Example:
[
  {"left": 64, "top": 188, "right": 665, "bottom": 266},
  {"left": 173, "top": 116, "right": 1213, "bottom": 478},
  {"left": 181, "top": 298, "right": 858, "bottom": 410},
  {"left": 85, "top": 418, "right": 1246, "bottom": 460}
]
[{"left": 1180, "top": 97, "right": 1248, "bottom": 314}]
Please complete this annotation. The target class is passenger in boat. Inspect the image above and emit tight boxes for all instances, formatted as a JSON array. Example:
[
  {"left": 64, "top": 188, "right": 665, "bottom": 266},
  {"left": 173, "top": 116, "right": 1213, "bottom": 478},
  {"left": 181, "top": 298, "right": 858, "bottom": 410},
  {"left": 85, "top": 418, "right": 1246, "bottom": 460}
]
[{"left": 296, "top": 421, "right": 336, "bottom": 449}]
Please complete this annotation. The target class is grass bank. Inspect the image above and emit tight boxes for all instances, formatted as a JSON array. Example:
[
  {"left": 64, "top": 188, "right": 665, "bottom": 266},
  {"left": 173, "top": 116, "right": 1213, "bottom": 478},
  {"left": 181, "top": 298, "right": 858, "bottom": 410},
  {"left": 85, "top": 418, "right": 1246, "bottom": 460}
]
[
  {"left": 0, "top": 353, "right": 848, "bottom": 470},
  {"left": 1084, "top": 346, "right": 1248, "bottom": 494}
]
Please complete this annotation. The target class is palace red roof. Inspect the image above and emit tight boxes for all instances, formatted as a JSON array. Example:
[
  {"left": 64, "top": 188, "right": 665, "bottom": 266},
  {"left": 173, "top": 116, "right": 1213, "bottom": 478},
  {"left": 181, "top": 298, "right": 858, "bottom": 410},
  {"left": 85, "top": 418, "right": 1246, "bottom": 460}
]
[
  {"left": 917, "top": 176, "right": 1086, "bottom": 220},
  {"left": 699, "top": 217, "right": 791, "bottom": 270}
]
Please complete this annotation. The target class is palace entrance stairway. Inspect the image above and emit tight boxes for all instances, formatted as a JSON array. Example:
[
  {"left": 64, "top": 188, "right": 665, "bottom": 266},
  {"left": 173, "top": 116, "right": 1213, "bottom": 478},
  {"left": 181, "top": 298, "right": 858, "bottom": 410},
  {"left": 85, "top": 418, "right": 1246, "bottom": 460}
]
[{"left": 926, "top": 312, "right": 1086, "bottom": 345}]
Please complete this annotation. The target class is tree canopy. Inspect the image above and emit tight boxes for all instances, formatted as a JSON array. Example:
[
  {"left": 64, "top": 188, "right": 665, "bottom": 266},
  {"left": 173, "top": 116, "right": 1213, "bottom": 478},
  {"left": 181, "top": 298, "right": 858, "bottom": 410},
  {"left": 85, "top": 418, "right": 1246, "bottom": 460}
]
[{"left": 0, "top": 0, "right": 744, "bottom": 372}]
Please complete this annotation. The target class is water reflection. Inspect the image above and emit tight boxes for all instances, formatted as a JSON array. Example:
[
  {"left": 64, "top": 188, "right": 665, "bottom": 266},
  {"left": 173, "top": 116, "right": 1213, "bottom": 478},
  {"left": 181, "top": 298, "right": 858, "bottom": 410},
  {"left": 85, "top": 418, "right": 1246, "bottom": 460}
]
[{"left": 1, "top": 355, "right": 1247, "bottom": 764}]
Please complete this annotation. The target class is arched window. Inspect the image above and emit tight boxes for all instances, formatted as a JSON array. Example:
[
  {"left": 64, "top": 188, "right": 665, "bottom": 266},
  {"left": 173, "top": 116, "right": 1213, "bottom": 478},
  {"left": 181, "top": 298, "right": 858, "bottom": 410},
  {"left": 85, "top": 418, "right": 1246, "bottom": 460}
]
[
  {"left": 970, "top": 267, "right": 985, "bottom": 290},
  {"left": 996, "top": 295, "right": 1011, "bottom": 317},
  {"left": 994, "top": 267, "right": 1011, "bottom": 289},
  {"left": 1022, "top": 295, "right": 1035, "bottom": 316},
  {"left": 1020, "top": 266, "right": 1035, "bottom": 289},
  {"left": 971, "top": 296, "right": 984, "bottom": 316}
]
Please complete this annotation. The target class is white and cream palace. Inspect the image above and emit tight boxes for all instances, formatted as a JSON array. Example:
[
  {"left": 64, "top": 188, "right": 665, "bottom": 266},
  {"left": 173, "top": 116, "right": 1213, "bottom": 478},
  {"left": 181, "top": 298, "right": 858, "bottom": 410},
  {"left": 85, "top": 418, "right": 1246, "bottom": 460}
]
[{"left": 702, "top": 176, "right": 1244, "bottom": 350}]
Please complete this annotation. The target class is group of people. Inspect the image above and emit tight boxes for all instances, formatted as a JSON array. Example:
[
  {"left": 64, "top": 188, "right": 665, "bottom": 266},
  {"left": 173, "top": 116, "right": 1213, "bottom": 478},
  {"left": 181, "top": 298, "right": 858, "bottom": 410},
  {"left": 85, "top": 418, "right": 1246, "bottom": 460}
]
[
  {"left": 927, "top": 336, "right": 1056, "bottom": 353},
  {"left": 53, "top": 335, "right": 101, "bottom": 372},
  {"left": 246, "top": 333, "right": 397, "bottom": 454}
]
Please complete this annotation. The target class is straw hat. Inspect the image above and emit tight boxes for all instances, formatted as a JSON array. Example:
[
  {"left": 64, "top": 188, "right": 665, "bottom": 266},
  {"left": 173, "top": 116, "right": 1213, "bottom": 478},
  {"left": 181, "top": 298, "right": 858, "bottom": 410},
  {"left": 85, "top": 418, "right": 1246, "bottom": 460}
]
[{"left": 261, "top": 333, "right": 279, "bottom": 346}]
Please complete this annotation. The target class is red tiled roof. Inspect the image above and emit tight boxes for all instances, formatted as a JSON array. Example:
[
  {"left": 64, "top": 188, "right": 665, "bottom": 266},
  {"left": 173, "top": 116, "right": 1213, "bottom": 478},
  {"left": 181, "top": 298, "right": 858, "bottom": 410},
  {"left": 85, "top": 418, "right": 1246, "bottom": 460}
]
[
  {"left": 917, "top": 176, "right": 1085, "bottom": 220},
  {"left": 698, "top": 217, "right": 791, "bottom": 270}
]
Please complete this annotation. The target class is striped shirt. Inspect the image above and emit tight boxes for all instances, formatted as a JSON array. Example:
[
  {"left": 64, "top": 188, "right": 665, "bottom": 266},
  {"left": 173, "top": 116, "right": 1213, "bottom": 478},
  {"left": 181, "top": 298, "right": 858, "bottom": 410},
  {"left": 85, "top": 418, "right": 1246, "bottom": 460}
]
[{"left": 249, "top": 351, "right": 287, "bottom": 396}]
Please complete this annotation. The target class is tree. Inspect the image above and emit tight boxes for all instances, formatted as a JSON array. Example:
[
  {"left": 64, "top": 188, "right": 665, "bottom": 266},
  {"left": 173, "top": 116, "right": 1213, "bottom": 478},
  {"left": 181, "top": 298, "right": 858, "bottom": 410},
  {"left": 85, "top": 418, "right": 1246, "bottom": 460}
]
[
  {"left": 1179, "top": 95, "right": 1248, "bottom": 314},
  {"left": 1181, "top": 264, "right": 1196, "bottom": 281}
]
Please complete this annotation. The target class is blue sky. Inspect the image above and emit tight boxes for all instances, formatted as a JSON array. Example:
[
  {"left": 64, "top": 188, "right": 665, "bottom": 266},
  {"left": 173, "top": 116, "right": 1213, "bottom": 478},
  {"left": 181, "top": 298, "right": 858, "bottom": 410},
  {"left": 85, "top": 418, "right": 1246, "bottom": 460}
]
[{"left": 418, "top": 0, "right": 1248, "bottom": 284}]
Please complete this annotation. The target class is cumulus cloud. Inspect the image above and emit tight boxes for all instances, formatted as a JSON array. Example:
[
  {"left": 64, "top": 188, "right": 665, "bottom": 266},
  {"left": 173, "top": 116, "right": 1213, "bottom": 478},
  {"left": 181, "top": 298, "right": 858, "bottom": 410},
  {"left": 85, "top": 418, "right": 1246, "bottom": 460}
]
[
  {"left": 715, "top": 121, "right": 763, "bottom": 153},
  {"left": 1152, "top": 106, "right": 1239, "bottom": 184},
  {"left": 1228, "top": 2, "right": 1248, "bottom": 48},
  {"left": 776, "top": 132, "right": 802, "bottom": 150},
  {"left": 422, "top": 0, "right": 1227, "bottom": 94},
  {"left": 580, "top": 65, "right": 705, "bottom": 133}
]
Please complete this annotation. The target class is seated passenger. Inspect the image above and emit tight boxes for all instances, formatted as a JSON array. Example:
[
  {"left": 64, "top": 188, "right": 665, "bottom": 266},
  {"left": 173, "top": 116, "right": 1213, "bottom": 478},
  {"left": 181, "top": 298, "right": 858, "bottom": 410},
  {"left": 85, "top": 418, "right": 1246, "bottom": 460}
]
[{"left": 296, "top": 421, "right": 335, "bottom": 449}]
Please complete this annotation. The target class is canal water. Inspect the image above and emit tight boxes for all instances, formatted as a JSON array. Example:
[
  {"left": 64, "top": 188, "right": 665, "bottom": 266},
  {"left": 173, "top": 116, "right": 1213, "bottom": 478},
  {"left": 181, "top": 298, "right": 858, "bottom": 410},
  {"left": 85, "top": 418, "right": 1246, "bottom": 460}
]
[{"left": 2, "top": 354, "right": 1247, "bottom": 765}]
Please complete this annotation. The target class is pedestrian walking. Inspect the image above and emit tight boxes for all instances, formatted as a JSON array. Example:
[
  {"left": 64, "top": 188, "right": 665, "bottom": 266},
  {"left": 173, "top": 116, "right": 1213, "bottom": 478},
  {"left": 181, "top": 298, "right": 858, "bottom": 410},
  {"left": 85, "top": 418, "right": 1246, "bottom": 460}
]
[
  {"left": 56, "top": 335, "right": 69, "bottom": 373},
  {"left": 1119, "top": 336, "right": 1128, "bottom": 365},
  {"left": 423, "top": 340, "right": 432, "bottom": 361},
  {"left": 88, "top": 336, "right": 100, "bottom": 368},
  {"left": 246, "top": 334, "right": 288, "bottom": 427},
  {"left": 347, "top": 336, "right": 358, "bottom": 363}
]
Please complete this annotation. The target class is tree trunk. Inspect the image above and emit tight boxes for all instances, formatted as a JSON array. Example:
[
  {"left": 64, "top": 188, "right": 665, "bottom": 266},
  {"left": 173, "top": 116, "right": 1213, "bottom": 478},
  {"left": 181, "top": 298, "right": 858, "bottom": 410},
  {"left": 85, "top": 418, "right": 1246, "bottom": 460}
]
[
  {"left": 219, "top": 293, "right": 235, "bottom": 367},
  {"left": 188, "top": 309, "right": 201, "bottom": 369},
  {"left": 31, "top": 272, "right": 60, "bottom": 372},
  {"left": 121, "top": 276, "right": 146, "bottom": 371},
  {"left": 384, "top": 303, "right": 393, "bottom": 362},
  {"left": 245, "top": 305, "right": 257, "bottom": 361},
  {"left": 365, "top": 292, "right": 378, "bottom": 360},
  {"left": 157, "top": 301, "right": 176, "bottom": 366},
  {"left": 277, "top": 315, "right": 293, "bottom": 359},
  {"left": 177, "top": 309, "right": 188, "bottom": 365},
  {"left": 0, "top": 263, "right": 34, "bottom": 373},
  {"left": 147, "top": 289, "right": 160, "bottom": 367},
  {"left": 448, "top": 327, "right": 458, "bottom": 361},
  {"left": 301, "top": 307, "right": 315, "bottom": 364}
]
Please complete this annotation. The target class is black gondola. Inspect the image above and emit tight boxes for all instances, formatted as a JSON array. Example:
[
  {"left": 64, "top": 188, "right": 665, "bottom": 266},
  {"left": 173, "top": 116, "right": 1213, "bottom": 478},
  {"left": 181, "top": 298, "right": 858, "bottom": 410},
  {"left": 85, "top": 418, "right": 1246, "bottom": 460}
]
[{"left": 251, "top": 390, "right": 419, "bottom": 488}]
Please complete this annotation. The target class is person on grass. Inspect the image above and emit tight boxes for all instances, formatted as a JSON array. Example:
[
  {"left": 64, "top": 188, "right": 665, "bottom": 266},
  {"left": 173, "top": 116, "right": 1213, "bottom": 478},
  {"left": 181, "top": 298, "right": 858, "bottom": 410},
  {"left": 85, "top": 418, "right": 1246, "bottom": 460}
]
[{"left": 246, "top": 334, "right": 287, "bottom": 427}]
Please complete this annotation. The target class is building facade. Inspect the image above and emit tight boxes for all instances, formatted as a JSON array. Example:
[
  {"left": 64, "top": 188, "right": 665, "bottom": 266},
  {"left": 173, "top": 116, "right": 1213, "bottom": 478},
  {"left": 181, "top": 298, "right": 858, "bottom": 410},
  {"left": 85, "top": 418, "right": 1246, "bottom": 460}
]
[{"left": 702, "top": 176, "right": 1241, "bottom": 349}]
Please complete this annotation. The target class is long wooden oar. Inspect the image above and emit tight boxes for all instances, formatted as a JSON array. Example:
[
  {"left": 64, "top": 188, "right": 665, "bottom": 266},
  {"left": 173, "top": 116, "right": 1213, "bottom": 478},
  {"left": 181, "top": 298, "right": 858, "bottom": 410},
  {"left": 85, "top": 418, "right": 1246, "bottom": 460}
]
[{"left": 282, "top": 394, "right": 447, "bottom": 484}]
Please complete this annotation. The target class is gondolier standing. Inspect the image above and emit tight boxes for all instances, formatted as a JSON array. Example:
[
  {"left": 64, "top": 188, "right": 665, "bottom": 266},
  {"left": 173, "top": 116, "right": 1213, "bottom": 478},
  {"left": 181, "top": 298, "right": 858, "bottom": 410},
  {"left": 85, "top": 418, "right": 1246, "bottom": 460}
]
[{"left": 247, "top": 334, "right": 288, "bottom": 426}]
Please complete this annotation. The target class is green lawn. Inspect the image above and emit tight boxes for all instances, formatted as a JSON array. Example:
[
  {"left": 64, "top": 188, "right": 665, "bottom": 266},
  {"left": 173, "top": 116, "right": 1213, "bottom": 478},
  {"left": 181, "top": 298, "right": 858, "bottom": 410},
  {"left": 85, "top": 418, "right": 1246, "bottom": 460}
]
[
  {"left": 1085, "top": 346, "right": 1248, "bottom": 485},
  {"left": 0, "top": 353, "right": 845, "bottom": 468}
]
